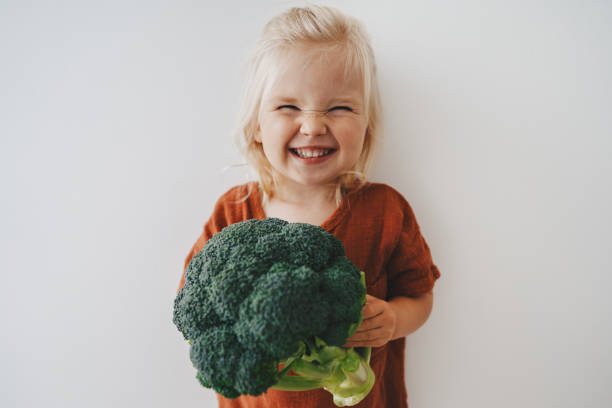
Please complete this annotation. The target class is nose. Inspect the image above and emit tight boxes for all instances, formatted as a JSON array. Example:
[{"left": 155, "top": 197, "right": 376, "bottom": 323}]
[{"left": 299, "top": 110, "right": 328, "bottom": 137}]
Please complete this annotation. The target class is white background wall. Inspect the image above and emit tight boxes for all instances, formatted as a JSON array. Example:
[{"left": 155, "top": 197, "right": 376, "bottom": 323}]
[{"left": 2, "top": 1, "right": 611, "bottom": 407}]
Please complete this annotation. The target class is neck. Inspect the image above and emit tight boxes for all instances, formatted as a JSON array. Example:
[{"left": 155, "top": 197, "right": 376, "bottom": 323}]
[{"left": 272, "top": 180, "right": 337, "bottom": 208}]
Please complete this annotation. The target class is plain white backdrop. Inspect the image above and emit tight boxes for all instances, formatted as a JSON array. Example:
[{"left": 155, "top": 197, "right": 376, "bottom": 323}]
[{"left": 2, "top": 1, "right": 611, "bottom": 407}]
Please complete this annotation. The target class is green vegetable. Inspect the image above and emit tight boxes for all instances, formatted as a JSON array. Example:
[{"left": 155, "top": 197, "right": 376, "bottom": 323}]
[{"left": 173, "top": 218, "right": 375, "bottom": 406}]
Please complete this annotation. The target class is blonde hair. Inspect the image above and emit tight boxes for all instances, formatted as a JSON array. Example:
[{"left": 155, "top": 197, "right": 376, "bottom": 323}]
[{"left": 232, "top": 5, "right": 383, "bottom": 206}]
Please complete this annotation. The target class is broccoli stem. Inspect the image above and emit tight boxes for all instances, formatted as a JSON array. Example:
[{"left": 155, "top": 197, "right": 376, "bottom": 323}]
[
  {"left": 277, "top": 341, "right": 307, "bottom": 378},
  {"left": 272, "top": 375, "right": 328, "bottom": 391},
  {"left": 327, "top": 354, "right": 375, "bottom": 407},
  {"left": 272, "top": 340, "right": 375, "bottom": 406},
  {"left": 291, "top": 359, "right": 334, "bottom": 379}
]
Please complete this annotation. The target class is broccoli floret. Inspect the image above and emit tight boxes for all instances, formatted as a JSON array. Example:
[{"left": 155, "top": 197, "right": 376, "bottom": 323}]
[{"left": 173, "top": 218, "right": 375, "bottom": 406}]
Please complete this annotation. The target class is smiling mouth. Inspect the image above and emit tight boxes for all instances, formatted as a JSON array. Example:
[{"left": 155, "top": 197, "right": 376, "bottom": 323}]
[{"left": 289, "top": 148, "right": 337, "bottom": 158}]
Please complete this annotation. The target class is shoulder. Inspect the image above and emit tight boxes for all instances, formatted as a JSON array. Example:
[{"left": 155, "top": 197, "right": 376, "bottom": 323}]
[
  {"left": 347, "top": 182, "right": 421, "bottom": 232},
  {"left": 215, "top": 182, "right": 257, "bottom": 206},
  {"left": 209, "top": 181, "right": 262, "bottom": 226},
  {"left": 354, "top": 182, "right": 412, "bottom": 213},
  {"left": 359, "top": 182, "right": 407, "bottom": 200}
]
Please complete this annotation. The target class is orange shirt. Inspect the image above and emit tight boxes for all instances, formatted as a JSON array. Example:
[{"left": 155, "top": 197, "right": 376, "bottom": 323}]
[{"left": 178, "top": 181, "right": 440, "bottom": 408}]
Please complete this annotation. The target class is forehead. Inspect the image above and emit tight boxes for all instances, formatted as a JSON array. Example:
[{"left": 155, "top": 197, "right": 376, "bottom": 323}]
[{"left": 263, "top": 46, "right": 364, "bottom": 102}]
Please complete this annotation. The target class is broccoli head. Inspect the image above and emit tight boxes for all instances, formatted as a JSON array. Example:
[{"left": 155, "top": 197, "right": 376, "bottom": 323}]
[{"left": 173, "top": 218, "right": 375, "bottom": 406}]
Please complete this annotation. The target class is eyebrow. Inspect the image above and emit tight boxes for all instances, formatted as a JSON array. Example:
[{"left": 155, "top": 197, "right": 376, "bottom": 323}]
[
  {"left": 272, "top": 97, "right": 299, "bottom": 104},
  {"left": 270, "top": 96, "right": 361, "bottom": 105}
]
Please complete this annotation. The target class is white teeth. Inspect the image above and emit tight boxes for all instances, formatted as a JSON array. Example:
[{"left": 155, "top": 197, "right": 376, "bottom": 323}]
[{"left": 293, "top": 148, "right": 331, "bottom": 158}]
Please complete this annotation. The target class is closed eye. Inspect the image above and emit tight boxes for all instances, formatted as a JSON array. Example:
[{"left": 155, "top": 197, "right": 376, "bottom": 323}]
[{"left": 277, "top": 105, "right": 353, "bottom": 113}]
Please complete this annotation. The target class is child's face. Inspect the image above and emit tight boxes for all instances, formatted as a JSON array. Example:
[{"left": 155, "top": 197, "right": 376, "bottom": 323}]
[{"left": 256, "top": 47, "right": 368, "bottom": 190}]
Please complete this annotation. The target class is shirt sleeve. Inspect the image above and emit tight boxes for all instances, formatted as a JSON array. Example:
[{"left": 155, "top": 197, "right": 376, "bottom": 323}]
[{"left": 386, "top": 197, "right": 441, "bottom": 298}]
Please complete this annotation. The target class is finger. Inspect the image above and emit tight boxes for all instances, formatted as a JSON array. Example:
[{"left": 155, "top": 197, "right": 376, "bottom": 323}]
[
  {"left": 351, "top": 316, "right": 395, "bottom": 341},
  {"left": 355, "top": 317, "right": 384, "bottom": 332},
  {"left": 344, "top": 336, "right": 388, "bottom": 348},
  {"left": 349, "top": 327, "right": 383, "bottom": 342},
  {"left": 361, "top": 309, "right": 384, "bottom": 321},
  {"left": 362, "top": 298, "right": 385, "bottom": 319}
]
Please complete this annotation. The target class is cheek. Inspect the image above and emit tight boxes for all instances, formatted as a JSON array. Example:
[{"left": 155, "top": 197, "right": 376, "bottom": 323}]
[
  {"left": 261, "top": 118, "right": 295, "bottom": 143},
  {"left": 337, "top": 122, "right": 367, "bottom": 150}
]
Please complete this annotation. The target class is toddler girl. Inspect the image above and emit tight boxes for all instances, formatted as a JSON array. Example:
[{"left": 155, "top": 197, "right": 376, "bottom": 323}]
[{"left": 178, "top": 5, "right": 440, "bottom": 407}]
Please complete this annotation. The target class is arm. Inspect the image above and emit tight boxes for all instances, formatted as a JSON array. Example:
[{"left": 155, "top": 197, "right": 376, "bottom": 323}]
[
  {"left": 388, "top": 291, "right": 433, "bottom": 340},
  {"left": 344, "top": 291, "right": 434, "bottom": 348}
]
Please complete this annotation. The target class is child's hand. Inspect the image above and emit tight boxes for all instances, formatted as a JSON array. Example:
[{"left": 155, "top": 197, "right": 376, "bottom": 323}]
[{"left": 344, "top": 294, "right": 397, "bottom": 348}]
